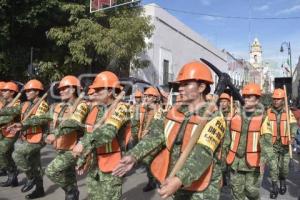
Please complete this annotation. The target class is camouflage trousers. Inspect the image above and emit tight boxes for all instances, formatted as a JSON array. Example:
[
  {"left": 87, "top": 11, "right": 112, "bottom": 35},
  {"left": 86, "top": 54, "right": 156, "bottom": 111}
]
[
  {"left": 230, "top": 170, "right": 261, "bottom": 200},
  {"left": 0, "top": 137, "right": 17, "bottom": 172},
  {"left": 45, "top": 150, "right": 77, "bottom": 188},
  {"left": 12, "top": 140, "right": 44, "bottom": 181},
  {"left": 173, "top": 166, "right": 222, "bottom": 200},
  {"left": 273, "top": 144, "right": 290, "bottom": 179},
  {"left": 87, "top": 168, "right": 122, "bottom": 200}
]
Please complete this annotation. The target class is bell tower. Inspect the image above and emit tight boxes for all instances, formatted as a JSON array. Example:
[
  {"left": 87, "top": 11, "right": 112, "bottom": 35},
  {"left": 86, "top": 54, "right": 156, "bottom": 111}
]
[{"left": 250, "top": 38, "right": 262, "bottom": 68}]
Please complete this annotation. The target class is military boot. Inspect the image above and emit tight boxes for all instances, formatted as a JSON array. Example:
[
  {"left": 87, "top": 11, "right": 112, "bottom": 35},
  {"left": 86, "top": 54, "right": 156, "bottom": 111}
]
[
  {"left": 279, "top": 179, "right": 287, "bottom": 195},
  {"left": 21, "top": 178, "right": 36, "bottom": 193},
  {"left": 270, "top": 181, "right": 279, "bottom": 199},
  {"left": 143, "top": 180, "right": 157, "bottom": 192},
  {"left": 66, "top": 186, "right": 80, "bottom": 200},
  {"left": 0, "top": 171, "right": 18, "bottom": 187},
  {"left": 25, "top": 184, "right": 45, "bottom": 199}
]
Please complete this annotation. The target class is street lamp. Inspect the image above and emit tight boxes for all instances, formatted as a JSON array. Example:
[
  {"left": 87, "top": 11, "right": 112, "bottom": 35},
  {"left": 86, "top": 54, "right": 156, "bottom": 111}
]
[{"left": 280, "top": 41, "right": 292, "bottom": 77}]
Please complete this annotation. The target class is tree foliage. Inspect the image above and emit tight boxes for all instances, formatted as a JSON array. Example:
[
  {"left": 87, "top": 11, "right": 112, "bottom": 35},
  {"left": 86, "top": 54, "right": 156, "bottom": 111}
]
[{"left": 0, "top": 0, "right": 153, "bottom": 85}]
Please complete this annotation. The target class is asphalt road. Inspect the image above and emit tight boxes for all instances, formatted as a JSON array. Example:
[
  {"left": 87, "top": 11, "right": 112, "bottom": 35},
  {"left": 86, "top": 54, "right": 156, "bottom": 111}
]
[{"left": 0, "top": 145, "right": 300, "bottom": 200}]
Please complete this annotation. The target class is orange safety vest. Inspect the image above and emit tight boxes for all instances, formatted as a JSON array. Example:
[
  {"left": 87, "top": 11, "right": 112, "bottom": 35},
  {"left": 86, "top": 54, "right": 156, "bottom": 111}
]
[
  {"left": 150, "top": 107, "right": 215, "bottom": 192},
  {"left": 52, "top": 104, "right": 78, "bottom": 150},
  {"left": 226, "top": 114, "right": 263, "bottom": 168},
  {"left": 21, "top": 101, "right": 43, "bottom": 143},
  {"left": 267, "top": 108, "right": 289, "bottom": 145},
  {"left": 85, "top": 105, "right": 131, "bottom": 173},
  {"left": 137, "top": 106, "right": 155, "bottom": 140}
]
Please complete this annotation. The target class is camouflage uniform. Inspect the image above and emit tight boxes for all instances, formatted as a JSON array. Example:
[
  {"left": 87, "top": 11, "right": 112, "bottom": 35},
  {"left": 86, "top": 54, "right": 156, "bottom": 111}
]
[
  {"left": 268, "top": 107, "right": 297, "bottom": 190},
  {"left": 130, "top": 104, "right": 162, "bottom": 191},
  {"left": 128, "top": 104, "right": 226, "bottom": 199},
  {"left": 11, "top": 99, "right": 49, "bottom": 189},
  {"left": 0, "top": 100, "right": 20, "bottom": 177},
  {"left": 223, "top": 108, "right": 278, "bottom": 200},
  {"left": 78, "top": 103, "right": 131, "bottom": 200},
  {"left": 29, "top": 101, "right": 88, "bottom": 193}
]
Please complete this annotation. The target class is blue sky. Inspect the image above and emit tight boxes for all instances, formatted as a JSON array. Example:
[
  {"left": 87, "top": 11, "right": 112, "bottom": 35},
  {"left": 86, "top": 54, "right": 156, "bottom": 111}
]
[{"left": 142, "top": 0, "right": 300, "bottom": 76}]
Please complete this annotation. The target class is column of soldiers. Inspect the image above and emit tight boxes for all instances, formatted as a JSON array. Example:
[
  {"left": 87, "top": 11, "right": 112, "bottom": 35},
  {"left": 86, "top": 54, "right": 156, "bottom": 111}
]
[{"left": 0, "top": 60, "right": 299, "bottom": 200}]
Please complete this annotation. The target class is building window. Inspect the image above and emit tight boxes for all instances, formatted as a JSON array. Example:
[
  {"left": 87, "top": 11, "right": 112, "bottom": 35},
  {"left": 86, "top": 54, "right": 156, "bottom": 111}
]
[{"left": 163, "top": 59, "right": 169, "bottom": 85}]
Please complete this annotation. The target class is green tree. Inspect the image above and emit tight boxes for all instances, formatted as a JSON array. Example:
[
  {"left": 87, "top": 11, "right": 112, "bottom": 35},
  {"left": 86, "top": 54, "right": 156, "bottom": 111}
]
[{"left": 0, "top": 0, "right": 153, "bottom": 86}]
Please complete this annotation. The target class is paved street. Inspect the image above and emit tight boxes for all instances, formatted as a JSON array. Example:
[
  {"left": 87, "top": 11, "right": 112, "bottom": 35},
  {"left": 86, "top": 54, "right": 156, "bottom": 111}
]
[{"left": 0, "top": 145, "right": 300, "bottom": 200}]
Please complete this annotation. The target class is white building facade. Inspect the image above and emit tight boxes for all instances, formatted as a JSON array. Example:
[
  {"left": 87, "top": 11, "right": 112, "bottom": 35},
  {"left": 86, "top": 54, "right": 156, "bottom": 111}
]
[{"left": 131, "top": 3, "right": 227, "bottom": 89}]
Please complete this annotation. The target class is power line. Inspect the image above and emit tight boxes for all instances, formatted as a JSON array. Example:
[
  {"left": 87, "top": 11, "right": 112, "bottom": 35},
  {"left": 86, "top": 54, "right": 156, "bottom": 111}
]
[{"left": 145, "top": 4, "right": 300, "bottom": 20}]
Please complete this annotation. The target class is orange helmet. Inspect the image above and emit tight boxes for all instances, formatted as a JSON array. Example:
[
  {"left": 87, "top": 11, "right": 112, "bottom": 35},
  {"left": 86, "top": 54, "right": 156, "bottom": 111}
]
[
  {"left": 134, "top": 89, "right": 143, "bottom": 98},
  {"left": 90, "top": 71, "right": 121, "bottom": 89},
  {"left": 242, "top": 83, "right": 261, "bottom": 96},
  {"left": 272, "top": 88, "right": 285, "bottom": 99},
  {"left": 176, "top": 61, "right": 213, "bottom": 84},
  {"left": 24, "top": 79, "right": 44, "bottom": 91},
  {"left": 3, "top": 82, "right": 19, "bottom": 92},
  {"left": 0, "top": 81, "right": 5, "bottom": 90},
  {"left": 88, "top": 88, "right": 95, "bottom": 95},
  {"left": 220, "top": 93, "right": 231, "bottom": 101},
  {"left": 144, "top": 87, "right": 160, "bottom": 97},
  {"left": 58, "top": 75, "right": 81, "bottom": 89}
]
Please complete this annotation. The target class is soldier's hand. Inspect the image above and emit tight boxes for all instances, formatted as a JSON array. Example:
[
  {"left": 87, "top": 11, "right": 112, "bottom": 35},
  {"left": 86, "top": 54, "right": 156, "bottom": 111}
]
[
  {"left": 7, "top": 123, "right": 22, "bottom": 133},
  {"left": 45, "top": 134, "right": 56, "bottom": 144},
  {"left": 112, "top": 155, "right": 137, "bottom": 177},
  {"left": 158, "top": 176, "right": 182, "bottom": 199},
  {"left": 72, "top": 143, "right": 84, "bottom": 157}
]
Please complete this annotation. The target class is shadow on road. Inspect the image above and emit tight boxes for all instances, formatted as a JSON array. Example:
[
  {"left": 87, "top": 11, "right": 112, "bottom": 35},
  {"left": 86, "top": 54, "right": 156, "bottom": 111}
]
[{"left": 122, "top": 182, "right": 157, "bottom": 200}]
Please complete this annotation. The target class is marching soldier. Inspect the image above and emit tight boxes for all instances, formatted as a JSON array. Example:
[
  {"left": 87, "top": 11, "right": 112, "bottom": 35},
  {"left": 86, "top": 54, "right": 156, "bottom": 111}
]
[
  {"left": 267, "top": 88, "right": 297, "bottom": 198},
  {"left": 45, "top": 75, "right": 88, "bottom": 200},
  {"left": 112, "top": 61, "right": 226, "bottom": 199},
  {"left": 132, "top": 86, "right": 162, "bottom": 192},
  {"left": 223, "top": 83, "right": 278, "bottom": 200},
  {"left": 72, "top": 71, "right": 131, "bottom": 200},
  {"left": 219, "top": 92, "right": 233, "bottom": 186},
  {"left": 7, "top": 79, "right": 49, "bottom": 199},
  {"left": 134, "top": 89, "right": 143, "bottom": 104},
  {"left": 0, "top": 82, "right": 21, "bottom": 186},
  {"left": 219, "top": 93, "right": 233, "bottom": 119},
  {"left": 19, "top": 75, "right": 88, "bottom": 200}
]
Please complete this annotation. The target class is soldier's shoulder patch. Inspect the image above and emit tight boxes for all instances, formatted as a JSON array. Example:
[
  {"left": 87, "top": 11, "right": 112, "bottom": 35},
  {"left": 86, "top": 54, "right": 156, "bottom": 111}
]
[
  {"left": 13, "top": 99, "right": 21, "bottom": 107},
  {"left": 260, "top": 116, "right": 272, "bottom": 135},
  {"left": 35, "top": 100, "right": 49, "bottom": 116},
  {"left": 69, "top": 102, "right": 89, "bottom": 123},
  {"left": 197, "top": 116, "right": 226, "bottom": 152}
]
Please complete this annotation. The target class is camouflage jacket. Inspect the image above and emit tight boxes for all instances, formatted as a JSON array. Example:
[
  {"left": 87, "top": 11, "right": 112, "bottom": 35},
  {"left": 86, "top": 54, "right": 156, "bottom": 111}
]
[
  {"left": 128, "top": 103, "right": 226, "bottom": 187},
  {"left": 223, "top": 107, "right": 277, "bottom": 174},
  {"left": 0, "top": 100, "right": 21, "bottom": 127},
  {"left": 24, "top": 100, "right": 88, "bottom": 137},
  {"left": 269, "top": 106, "right": 297, "bottom": 148}
]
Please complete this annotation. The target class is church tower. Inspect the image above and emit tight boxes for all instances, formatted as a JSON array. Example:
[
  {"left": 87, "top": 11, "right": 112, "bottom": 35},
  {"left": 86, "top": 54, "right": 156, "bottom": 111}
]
[{"left": 250, "top": 38, "right": 262, "bottom": 68}]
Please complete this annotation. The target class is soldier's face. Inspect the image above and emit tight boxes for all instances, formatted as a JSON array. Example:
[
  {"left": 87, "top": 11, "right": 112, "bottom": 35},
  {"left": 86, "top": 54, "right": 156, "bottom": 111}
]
[
  {"left": 143, "top": 95, "right": 157, "bottom": 105},
  {"left": 59, "top": 86, "right": 75, "bottom": 101},
  {"left": 178, "top": 81, "right": 205, "bottom": 103},
  {"left": 93, "top": 88, "right": 111, "bottom": 104},
  {"left": 243, "top": 95, "right": 259, "bottom": 110},
  {"left": 272, "top": 98, "right": 284, "bottom": 109},
  {"left": 25, "top": 89, "right": 39, "bottom": 100},
  {"left": 1, "top": 90, "right": 15, "bottom": 100},
  {"left": 135, "top": 97, "right": 142, "bottom": 104},
  {"left": 219, "top": 99, "right": 230, "bottom": 110}
]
